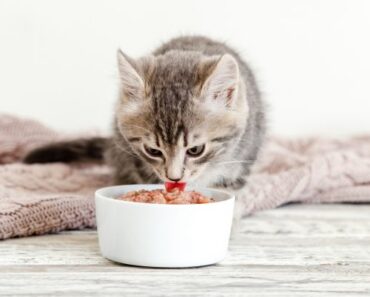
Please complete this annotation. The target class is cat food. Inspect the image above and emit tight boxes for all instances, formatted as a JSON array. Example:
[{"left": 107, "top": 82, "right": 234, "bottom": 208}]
[{"left": 117, "top": 188, "right": 214, "bottom": 204}]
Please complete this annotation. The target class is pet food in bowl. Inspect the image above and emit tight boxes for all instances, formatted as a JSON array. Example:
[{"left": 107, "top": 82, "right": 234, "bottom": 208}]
[
  {"left": 95, "top": 184, "right": 235, "bottom": 268},
  {"left": 117, "top": 188, "right": 214, "bottom": 204}
]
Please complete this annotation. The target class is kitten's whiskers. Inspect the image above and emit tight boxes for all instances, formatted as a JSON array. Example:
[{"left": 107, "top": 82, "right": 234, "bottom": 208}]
[{"left": 214, "top": 160, "right": 255, "bottom": 165}]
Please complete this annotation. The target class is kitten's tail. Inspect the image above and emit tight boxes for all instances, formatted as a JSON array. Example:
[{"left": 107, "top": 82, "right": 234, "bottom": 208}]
[{"left": 23, "top": 137, "right": 109, "bottom": 164}]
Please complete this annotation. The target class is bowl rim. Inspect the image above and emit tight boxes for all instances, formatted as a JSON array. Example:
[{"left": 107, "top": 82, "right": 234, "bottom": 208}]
[{"left": 95, "top": 184, "right": 235, "bottom": 208}]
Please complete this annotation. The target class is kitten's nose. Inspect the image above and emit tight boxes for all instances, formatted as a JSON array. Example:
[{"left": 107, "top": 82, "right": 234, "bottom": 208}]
[{"left": 166, "top": 153, "right": 184, "bottom": 182}]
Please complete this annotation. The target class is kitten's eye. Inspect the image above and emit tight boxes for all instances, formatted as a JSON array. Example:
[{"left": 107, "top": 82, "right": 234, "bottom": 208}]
[
  {"left": 186, "top": 144, "right": 205, "bottom": 157},
  {"left": 144, "top": 145, "right": 163, "bottom": 158}
]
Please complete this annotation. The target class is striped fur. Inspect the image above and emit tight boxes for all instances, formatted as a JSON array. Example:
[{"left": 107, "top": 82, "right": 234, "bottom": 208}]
[{"left": 24, "top": 36, "right": 265, "bottom": 190}]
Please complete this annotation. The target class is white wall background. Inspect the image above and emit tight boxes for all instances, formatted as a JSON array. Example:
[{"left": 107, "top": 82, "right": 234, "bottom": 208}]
[{"left": 1, "top": 0, "right": 369, "bottom": 137}]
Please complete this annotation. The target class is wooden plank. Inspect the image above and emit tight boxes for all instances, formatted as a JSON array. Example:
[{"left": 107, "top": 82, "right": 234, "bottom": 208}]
[
  {"left": 0, "top": 265, "right": 369, "bottom": 296},
  {"left": 0, "top": 204, "right": 369, "bottom": 296}
]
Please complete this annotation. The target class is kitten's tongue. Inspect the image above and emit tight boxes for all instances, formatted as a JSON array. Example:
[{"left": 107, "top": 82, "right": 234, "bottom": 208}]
[{"left": 165, "top": 182, "right": 186, "bottom": 192}]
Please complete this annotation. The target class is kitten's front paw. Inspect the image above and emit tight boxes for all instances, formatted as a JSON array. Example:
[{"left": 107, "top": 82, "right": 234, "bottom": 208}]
[{"left": 230, "top": 189, "right": 250, "bottom": 239}]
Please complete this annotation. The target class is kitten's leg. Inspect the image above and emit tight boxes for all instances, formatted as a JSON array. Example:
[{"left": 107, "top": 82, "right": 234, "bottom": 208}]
[
  {"left": 212, "top": 177, "right": 249, "bottom": 238},
  {"left": 113, "top": 173, "right": 140, "bottom": 185},
  {"left": 230, "top": 187, "right": 250, "bottom": 239}
]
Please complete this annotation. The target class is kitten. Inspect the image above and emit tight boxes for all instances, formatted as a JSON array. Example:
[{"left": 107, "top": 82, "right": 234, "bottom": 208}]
[{"left": 24, "top": 36, "right": 265, "bottom": 193}]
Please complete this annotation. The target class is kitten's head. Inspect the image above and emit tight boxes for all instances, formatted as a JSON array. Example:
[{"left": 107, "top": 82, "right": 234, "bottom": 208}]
[{"left": 115, "top": 49, "right": 248, "bottom": 182}]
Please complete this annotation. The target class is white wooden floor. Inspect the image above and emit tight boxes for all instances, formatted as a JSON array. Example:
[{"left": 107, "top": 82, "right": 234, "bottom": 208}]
[{"left": 0, "top": 204, "right": 370, "bottom": 297}]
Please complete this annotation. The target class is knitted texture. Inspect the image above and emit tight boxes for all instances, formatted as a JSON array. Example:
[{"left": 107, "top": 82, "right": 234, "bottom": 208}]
[
  {"left": 1, "top": 114, "right": 370, "bottom": 239},
  {"left": 0, "top": 114, "right": 111, "bottom": 239}
]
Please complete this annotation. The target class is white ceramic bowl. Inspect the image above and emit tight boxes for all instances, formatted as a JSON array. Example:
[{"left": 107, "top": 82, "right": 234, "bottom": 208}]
[{"left": 95, "top": 184, "right": 235, "bottom": 268}]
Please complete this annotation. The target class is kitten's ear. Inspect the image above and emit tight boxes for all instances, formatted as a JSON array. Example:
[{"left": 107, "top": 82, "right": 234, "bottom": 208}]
[
  {"left": 117, "top": 49, "right": 144, "bottom": 99},
  {"left": 201, "top": 54, "right": 240, "bottom": 107}
]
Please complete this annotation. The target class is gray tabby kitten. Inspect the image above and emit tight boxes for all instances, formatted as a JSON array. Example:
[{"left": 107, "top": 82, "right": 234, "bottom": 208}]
[{"left": 24, "top": 36, "right": 265, "bottom": 192}]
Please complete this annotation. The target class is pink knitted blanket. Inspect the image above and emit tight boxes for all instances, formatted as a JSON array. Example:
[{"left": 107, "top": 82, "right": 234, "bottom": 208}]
[{"left": 1, "top": 114, "right": 370, "bottom": 240}]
